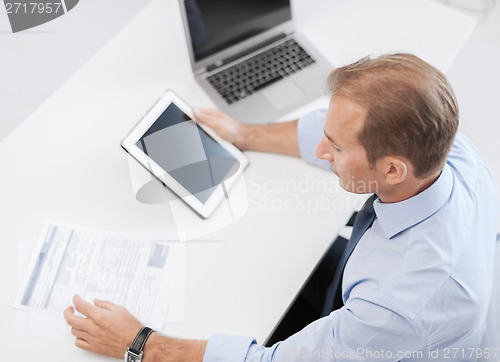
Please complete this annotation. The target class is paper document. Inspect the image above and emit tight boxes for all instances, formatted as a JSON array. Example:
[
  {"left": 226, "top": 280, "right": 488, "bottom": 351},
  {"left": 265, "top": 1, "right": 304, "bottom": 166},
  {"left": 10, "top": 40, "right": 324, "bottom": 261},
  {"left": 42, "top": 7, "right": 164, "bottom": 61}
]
[{"left": 15, "top": 222, "right": 183, "bottom": 331}]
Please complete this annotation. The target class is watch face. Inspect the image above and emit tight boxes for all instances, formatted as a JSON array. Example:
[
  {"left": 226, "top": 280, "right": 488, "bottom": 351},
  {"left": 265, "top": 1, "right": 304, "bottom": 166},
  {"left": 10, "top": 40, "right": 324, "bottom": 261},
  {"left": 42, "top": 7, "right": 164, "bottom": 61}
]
[{"left": 125, "top": 350, "right": 142, "bottom": 362}]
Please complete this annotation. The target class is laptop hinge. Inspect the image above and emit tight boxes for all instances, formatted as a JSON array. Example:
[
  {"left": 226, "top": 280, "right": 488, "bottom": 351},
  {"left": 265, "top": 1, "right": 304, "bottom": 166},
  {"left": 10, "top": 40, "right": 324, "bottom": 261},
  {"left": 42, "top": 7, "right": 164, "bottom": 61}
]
[{"left": 206, "top": 33, "right": 288, "bottom": 72}]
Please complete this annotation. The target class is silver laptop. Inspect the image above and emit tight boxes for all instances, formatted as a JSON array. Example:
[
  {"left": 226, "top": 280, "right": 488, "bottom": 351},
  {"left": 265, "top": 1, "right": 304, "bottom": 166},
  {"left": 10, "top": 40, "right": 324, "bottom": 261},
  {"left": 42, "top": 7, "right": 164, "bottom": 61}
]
[{"left": 179, "top": 0, "right": 332, "bottom": 123}]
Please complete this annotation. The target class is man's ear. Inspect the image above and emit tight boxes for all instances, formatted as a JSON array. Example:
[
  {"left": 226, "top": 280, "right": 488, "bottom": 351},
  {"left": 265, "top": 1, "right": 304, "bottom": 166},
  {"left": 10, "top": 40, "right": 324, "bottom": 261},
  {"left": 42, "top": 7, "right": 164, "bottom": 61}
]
[{"left": 383, "top": 156, "right": 408, "bottom": 185}]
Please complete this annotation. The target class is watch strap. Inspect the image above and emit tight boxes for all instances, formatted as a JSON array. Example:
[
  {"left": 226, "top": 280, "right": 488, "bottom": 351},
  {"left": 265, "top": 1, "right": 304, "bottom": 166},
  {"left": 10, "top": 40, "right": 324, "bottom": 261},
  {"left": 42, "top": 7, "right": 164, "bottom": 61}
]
[{"left": 129, "top": 326, "right": 154, "bottom": 355}]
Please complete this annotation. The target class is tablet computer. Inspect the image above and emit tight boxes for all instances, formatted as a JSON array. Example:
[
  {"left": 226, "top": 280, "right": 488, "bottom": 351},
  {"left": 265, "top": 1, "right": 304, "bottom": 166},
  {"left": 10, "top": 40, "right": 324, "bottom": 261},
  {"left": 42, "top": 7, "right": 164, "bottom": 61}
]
[{"left": 122, "top": 90, "right": 248, "bottom": 218}]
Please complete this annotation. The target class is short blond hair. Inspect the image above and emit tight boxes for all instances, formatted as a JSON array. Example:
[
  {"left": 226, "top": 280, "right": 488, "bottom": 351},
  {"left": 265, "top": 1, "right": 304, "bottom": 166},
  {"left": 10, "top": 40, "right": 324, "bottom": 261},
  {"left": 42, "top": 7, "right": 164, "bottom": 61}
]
[{"left": 327, "top": 53, "right": 459, "bottom": 178}]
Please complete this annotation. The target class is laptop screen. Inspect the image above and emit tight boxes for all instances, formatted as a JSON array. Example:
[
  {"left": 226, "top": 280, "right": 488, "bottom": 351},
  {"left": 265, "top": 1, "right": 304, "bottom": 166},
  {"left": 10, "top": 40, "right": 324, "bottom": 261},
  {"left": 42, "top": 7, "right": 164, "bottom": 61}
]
[{"left": 184, "top": 0, "right": 291, "bottom": 62}]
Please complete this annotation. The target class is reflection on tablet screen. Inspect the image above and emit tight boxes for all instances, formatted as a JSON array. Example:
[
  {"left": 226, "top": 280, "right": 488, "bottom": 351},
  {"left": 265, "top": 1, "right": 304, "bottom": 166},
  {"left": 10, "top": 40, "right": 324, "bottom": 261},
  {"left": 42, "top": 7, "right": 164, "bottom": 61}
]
[{"left": 135, "top": 103, "right": 240, "bottom": 203}]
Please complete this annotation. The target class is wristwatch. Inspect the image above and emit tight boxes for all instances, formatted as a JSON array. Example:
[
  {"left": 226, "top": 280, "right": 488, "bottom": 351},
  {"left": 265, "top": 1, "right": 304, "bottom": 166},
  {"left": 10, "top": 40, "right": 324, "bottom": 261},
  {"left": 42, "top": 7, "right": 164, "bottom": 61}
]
[{"left": 124, "top": 326, "right": 155, "bottom": 362}]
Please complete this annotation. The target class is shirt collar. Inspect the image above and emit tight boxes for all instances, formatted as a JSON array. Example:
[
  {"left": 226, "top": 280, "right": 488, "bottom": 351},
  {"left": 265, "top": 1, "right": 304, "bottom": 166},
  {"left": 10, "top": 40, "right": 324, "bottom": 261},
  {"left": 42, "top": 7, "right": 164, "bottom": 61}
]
[{"left": 373, "top": 164, "right": 454, "bottom": 239}]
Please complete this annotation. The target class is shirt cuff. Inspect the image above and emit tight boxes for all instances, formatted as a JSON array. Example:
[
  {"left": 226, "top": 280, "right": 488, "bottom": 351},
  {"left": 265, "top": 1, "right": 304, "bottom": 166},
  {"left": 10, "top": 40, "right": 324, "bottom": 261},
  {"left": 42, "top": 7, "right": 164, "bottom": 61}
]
[
  {"left": 203, "top": 334, "right": 256, "bottom": 362},
  {"left": 297, "top": 109, "right": 330, "bottom": 170}
]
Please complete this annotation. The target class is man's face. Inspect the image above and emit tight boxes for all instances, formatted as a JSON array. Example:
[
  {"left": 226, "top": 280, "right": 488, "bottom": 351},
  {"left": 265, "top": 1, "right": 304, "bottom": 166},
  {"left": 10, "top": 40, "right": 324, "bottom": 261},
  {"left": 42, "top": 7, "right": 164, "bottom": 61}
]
[{"left": 315, "top": 96, "right": 382, "bottom": 194}]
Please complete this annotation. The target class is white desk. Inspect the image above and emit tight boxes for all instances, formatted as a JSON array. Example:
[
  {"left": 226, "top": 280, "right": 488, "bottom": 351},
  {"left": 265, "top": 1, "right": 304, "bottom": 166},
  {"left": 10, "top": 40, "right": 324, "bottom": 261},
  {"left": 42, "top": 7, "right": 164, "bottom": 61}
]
[{"left": 0, "top": 1, "right": 475, "bottom": 360}]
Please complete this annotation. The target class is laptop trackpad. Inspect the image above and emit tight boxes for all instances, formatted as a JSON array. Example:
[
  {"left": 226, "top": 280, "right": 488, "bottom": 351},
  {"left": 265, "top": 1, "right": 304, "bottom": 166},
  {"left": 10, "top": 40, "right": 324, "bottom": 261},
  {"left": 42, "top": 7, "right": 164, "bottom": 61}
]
[{"left": 262, "top": 80, "right": 305, "bottom": 110}]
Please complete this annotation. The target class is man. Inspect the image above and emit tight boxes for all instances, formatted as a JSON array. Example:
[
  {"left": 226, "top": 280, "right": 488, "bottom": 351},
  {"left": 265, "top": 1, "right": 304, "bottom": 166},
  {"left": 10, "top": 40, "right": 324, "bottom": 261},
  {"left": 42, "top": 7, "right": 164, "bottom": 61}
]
[{"left": 65, "top": 54, "right": 499, "bottom": 361}]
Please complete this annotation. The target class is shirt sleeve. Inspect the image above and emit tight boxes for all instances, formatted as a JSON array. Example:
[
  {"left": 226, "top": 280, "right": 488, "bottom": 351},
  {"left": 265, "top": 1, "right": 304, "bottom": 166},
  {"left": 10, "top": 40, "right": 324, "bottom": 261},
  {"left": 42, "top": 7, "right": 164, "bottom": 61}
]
[
  {"left": 202, "top": 334, "right": 265, "bottom": 362},
  {"left": 203, "top": 302, "right": 424, "bottom": 362},
  {"left": 297, "top": 109, "right": 331, "bottom": 170}
]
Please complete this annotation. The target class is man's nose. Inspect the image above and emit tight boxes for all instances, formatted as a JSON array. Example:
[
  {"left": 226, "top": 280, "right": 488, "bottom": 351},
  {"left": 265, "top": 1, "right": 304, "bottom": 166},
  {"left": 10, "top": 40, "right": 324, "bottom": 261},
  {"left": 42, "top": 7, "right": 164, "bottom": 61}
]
[{"left": 315, "top": 136, "right": 333, "bottom": 161}]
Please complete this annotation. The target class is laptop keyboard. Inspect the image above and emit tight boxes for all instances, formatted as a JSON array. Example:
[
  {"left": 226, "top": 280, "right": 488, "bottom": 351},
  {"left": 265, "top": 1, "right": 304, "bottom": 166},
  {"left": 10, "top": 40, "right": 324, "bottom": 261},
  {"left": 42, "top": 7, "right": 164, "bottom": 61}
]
[{"left": 207, "top": 39, "right": 316, "bottom": 105}]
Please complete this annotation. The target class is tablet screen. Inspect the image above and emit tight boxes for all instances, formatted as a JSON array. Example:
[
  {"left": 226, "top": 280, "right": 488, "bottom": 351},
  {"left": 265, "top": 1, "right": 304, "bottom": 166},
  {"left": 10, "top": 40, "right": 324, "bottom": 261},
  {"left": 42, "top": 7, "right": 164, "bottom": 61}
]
[{"left": 135, "top": 103, "right": 240, "bottom": 203}]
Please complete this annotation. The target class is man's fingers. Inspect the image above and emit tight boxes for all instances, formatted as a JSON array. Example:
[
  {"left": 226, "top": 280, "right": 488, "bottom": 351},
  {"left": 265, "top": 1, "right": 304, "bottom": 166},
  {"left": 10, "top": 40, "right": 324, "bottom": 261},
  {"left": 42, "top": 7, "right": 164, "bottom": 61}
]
[
  {"left": 193, "top": 108, "right": 220, "bottom": 124},
  {"left": 193, "top": 108, "right": 205, "bottom": 119},
  {"left": 64, "top": 305, "right": 75, "bottom": 322},
  {"left": 94, "top": 299, "right": 116, "bottom": 311},
  {"left": 73, "top": 294, "right": 102, "bottom": 318},
  {"left": 71, "top": 327, "right": 89, "bottom": 339},
  {"left": 194, "top": 108, "right": 218, "bottom": 116},
  {"left": 64, "top": 306, "right": 89, "bottom": 330},
  {"left": 75, "top": 338, "right": 92, "bottom": 351}
]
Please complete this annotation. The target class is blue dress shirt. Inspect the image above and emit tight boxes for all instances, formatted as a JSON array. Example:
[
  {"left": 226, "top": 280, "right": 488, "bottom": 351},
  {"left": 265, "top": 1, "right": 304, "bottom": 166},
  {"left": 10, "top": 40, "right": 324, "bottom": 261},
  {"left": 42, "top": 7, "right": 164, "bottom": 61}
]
[{"left": 203, "top": 110, "right": 499, "bottom": 361}]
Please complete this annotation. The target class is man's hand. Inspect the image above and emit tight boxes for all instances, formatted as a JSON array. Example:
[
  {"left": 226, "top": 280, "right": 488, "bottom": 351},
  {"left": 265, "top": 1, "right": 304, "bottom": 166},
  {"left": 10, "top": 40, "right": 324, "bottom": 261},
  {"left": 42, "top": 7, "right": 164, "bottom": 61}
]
[
  {"left": 194, "top": 108, "right": 300, "bottom": 157},
  {"left": 64, "top": 295, "right": 143, "bottom": 358},
  {"left": 193, "top": 108, "right": 249, "bottom": 149},
  {"left": 65, "top": 295, "right": 207, "bottom": 361}
]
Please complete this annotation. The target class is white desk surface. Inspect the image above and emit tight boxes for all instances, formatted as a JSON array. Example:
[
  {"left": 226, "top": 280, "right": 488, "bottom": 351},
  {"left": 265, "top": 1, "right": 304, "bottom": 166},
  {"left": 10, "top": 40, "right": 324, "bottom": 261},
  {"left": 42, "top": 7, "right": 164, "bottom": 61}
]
[{"left": 0, "top": 0, "right": 475, "bottom": 360}]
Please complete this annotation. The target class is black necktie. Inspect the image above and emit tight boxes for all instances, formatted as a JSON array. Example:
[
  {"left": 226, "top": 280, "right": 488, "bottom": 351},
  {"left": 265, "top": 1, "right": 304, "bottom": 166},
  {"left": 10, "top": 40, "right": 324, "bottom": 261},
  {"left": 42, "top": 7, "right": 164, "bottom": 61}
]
[{"left": 321, "top": 194, "right": 377, "bottom": 316}]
